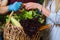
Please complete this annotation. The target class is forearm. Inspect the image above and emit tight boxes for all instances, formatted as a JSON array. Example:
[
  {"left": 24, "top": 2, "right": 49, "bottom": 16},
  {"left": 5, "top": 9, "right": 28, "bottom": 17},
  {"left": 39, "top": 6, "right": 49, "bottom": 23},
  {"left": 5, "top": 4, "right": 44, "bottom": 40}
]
[
  {"left": 37, "top": 4, "right": 50, "bottom": 17},
  {"left": 37, "top": 4, "right": 58, "bottom": 24}
]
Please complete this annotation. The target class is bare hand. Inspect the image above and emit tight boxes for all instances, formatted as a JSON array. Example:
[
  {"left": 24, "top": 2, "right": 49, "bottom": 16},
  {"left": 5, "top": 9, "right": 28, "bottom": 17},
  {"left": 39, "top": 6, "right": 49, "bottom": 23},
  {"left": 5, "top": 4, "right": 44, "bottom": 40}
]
[{"left": 23, "top": 2, "right": 42, "bottom": 10}]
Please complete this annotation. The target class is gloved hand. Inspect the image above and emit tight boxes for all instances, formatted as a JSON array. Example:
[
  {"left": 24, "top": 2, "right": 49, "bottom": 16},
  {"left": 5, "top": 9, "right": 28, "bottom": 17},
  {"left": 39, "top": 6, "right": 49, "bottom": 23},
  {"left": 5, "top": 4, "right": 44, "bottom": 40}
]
[{"left": 8, "top": 2, "right": 22, "bottom": 11}]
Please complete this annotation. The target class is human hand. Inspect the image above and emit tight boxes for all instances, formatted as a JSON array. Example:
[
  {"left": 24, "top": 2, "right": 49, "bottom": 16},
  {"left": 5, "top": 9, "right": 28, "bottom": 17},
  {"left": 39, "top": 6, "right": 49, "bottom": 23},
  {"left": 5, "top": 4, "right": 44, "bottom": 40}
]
[
  {"left": 8, "top": 1, "right": 22, "bottom": 11},
  {"left": 23, "top": 2, "right": 42, "bottom": 10}
]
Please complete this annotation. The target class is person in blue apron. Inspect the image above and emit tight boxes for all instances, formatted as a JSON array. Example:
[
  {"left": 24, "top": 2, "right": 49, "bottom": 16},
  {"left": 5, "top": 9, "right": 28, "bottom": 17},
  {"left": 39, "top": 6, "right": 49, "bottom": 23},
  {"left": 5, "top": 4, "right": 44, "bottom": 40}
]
[{"left": 23, "top": 0, "right": 60, "bottom": 40}]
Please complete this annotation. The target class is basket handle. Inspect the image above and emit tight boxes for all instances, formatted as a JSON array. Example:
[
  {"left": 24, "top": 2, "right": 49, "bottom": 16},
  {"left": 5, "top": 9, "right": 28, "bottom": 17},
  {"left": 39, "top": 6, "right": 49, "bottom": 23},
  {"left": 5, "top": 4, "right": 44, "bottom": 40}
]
[{"left": 5, "top": 11, "right": 14, "bottom": 27}]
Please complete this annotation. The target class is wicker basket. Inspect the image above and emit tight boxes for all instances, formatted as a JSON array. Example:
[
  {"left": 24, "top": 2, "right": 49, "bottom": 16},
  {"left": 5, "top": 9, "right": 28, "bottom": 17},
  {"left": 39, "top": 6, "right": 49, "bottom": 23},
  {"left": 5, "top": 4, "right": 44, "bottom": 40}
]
[
  {"left": 3, "top": 23, "right": 40, "bottom": 40},
  {"left": 3, "top": 11, "right": 44, "bottom": 40}
]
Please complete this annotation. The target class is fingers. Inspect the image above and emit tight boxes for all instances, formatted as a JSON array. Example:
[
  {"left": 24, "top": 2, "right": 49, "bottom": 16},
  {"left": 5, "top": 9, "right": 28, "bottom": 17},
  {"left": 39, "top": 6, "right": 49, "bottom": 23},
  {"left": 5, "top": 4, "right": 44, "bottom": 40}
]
[
  {"left": 23, "top": 3, "right": 33, "bottom": 10},
  {"left": 23, "top": 2, "right": 37, "bottom": 10},
  {"left": 21, "top": 3, "right": 26, "bottom": 8},
  {"left": 23, "top": 3, "right": 26, "bottom": 6}
]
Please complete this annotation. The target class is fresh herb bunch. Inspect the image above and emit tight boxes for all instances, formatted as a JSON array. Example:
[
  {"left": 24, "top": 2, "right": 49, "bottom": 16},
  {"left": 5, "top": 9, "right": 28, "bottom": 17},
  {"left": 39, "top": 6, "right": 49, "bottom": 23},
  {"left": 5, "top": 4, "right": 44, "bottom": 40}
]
[{"left": 6, "top": 9, "right": 45, "bottom": 24}]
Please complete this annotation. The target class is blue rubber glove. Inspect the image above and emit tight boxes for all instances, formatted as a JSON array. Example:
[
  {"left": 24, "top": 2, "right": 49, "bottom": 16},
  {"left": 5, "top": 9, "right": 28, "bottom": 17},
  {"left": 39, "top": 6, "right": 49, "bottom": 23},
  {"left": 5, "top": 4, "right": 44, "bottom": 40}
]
[{"left": 8, "top": 2, "right": 22, "bottom": 11}]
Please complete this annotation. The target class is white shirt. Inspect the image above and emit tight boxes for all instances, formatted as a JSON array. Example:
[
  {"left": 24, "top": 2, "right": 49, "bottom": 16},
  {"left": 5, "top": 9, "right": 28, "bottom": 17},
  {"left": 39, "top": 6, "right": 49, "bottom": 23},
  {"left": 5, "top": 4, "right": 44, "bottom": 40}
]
[
  {"left": 46, "top": 0, "right": 60, "bottom": 25},
  {"left": 46, "top": 0, "right": 60, "bottom": 40}
]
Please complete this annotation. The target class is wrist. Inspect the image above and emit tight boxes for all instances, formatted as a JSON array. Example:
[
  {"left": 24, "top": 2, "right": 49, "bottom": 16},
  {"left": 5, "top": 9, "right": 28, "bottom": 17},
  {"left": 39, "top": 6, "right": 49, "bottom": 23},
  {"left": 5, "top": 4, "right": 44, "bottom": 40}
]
[{"left": 8, "top": 5, "right": 13, "bottom": 11}]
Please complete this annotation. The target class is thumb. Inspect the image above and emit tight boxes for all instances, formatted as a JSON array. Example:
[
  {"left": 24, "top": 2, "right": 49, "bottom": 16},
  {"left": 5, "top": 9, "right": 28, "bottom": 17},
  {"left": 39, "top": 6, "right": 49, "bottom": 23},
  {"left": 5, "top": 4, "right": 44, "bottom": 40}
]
[
  {"left": 22, "top": 3, "right": 27, "bottom": 8},
  {"left": 22, "top": 3, "right": 27, "bottom": 6}
]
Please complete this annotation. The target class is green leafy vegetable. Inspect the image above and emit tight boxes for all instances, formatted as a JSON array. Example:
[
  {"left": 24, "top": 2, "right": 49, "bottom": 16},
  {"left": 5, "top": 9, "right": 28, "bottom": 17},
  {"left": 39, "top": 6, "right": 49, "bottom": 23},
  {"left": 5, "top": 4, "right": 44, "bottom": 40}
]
[{"left": 10, "top": 17, "right": 23, "bottom": 29}]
